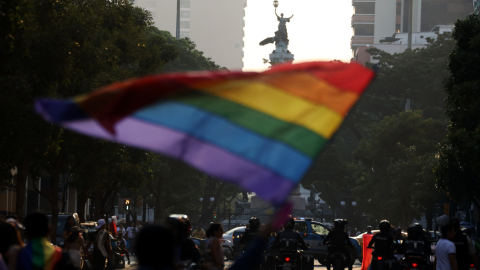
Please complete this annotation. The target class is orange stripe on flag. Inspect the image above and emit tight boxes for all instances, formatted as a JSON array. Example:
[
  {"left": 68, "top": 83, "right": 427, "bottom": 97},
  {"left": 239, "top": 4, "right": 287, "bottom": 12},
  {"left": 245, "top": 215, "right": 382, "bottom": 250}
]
[{"left": 255, "top": 72, "right": 360, "bottom": 116}]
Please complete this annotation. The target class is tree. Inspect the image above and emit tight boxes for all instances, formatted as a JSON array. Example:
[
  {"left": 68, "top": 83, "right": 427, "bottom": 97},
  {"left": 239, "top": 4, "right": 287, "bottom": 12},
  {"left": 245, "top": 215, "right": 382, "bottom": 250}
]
[
  {"left": 302, "top": 35, "right": 454, "bottom": 228},
  {"left": 0, "top": 0, "right": 178, "bottom": 242},
  {"left": 434, "top": 14, "right": 480, "bottom": 209},
  {"left": 351, "top": 111, "right": 446, "bottom": 228},
  {"left": 155, "top": 29, "right": 224, "bottom": 72}
]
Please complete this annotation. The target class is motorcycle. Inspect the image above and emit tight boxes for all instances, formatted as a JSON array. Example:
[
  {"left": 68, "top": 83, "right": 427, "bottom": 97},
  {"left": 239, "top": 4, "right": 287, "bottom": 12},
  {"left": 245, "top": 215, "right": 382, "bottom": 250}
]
[
  {"left": 402, "top": 240, "right": 430, "bottom": 270},
  {"left": 276, "top": 239, "right": 300, "bottom": 270},
  {"left": 112, "top": 252, "right": 126, "bottom": 269},
  {"left": 328, "top": 252, "right": 348, "bottom": 270},
  {"left": 371, "top": 255, "right": 399, "bottom": 270}
]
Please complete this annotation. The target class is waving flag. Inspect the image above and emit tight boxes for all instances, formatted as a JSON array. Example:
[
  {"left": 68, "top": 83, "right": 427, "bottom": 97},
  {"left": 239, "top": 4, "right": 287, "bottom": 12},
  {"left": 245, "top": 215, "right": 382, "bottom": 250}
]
[
  {"left": 35, "top": 62, "right": 374, "bottom": 205},
  {"left": 17, "top": 238, "right": 63, "bottom": 270}
]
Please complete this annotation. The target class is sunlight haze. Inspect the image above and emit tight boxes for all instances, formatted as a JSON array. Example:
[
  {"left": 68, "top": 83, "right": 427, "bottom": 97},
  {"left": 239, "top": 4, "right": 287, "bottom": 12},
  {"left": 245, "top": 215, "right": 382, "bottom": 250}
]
[{"left": 243, "top": 0, "right": 354, "bottom": 71}]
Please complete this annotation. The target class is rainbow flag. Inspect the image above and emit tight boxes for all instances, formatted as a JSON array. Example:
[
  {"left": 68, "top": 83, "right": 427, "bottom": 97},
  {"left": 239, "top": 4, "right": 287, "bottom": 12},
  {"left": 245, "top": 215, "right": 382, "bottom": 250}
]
[
  {"left": 35, "top": 62, "right": 374, "bottom": 205},
  {"left": 17, "top": 238, "right": 63, "bottom": 270}
]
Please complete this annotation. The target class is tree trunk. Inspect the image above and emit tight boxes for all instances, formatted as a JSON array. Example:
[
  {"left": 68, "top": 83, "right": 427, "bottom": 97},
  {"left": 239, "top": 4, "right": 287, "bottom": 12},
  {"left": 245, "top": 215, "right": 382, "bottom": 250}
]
[
  {"left": 449, "top": 200, "right": 457, "bottom": 218},
  {"left": 77, "top": 189, "right": 89, "bottom": 222},
  {"left": 426, "top": 206, "right": 433, "bottom": 230},
  {"left": 15, "top": 155, "right": 31, "bottom": 221},
  {"left": 49, "top": 149, "right": 63, "bottom": 245},
  {"left": 142, "top": 199, "right": 146, "bottom": 223},
  {"left": 154, "top": 177, "right": 163, "bottom": 224},
  {"left": 93, "top": 189, "right": 103, "bottom": 220}
]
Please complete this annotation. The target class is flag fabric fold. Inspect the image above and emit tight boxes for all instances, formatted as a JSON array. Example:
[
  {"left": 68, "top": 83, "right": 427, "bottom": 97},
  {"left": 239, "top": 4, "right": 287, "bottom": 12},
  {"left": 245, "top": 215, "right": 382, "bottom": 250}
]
[{"left": 35, "top": 61, "right": 374, "bottom": 205}]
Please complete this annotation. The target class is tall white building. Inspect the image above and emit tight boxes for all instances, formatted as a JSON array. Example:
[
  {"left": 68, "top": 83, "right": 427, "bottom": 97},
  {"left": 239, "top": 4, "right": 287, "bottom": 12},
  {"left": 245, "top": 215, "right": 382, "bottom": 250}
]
[
  {"left": 134, "top": 0, "right": 247, "bottom": 70},
  {"left": 351, "top": 0, "right": 473, "bottom": 64}
]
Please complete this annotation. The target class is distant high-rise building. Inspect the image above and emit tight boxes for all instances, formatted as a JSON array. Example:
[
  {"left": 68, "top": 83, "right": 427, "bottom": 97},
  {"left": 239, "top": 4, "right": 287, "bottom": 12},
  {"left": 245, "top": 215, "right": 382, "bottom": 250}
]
[
  {"left": 351, "top": 0, "right": 473, "bottom": 63},
  {"left": 134, "top": 0, "right": 247, "bottom": 70}
]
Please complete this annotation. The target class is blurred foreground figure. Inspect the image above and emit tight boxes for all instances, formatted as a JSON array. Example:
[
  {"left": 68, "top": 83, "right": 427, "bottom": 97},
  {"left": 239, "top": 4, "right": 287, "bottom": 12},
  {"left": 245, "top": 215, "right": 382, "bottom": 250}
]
[
  {"left": 165, "top": 215, "right": 200, "bottom": 268},
  {"left": 17, "top": 212, "right": 74, "bottom": 270},
  {"left": 205, "top": 223, "right": 225, "bottom": 269},
  {"left": 136, "top": 226, "right": 175, "bottom": 270},
  {"left": 135, "top": 220, "right": 278, "bottom": 270},
  {"left": 450, "top": 218, "right": 479, "bottom": 270},
  {"left": 0, "top": 221, "right": 23, "bottom": 270}
]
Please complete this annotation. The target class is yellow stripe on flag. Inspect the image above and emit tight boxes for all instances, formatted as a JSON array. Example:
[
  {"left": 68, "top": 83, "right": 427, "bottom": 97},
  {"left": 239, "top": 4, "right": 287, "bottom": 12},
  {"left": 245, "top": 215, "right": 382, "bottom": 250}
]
[{"left": 197, "top": 80, "right": 344, "bottom": 139}]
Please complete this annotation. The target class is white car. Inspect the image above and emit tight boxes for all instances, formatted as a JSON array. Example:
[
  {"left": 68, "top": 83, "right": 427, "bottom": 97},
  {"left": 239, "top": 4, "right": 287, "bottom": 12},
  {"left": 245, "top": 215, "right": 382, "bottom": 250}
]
[{"left": 221, "top": 226, "right": 245, "bottom": 260}]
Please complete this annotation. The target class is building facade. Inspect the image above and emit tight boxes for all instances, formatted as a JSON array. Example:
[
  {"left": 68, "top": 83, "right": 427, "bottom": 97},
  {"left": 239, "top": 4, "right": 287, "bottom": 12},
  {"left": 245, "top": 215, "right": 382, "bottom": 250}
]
[
  {"left": 351, "top": 0, "right": 473, "bottom": 63},
  {"left": 134, "top": 0, "right": 247, "bottom": 70}
]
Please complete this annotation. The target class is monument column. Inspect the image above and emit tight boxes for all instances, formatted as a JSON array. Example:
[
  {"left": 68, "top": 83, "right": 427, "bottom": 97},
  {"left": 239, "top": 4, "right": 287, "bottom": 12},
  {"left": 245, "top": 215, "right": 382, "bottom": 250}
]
[{"left": 259, "top": 0, "right": 295, "bottom": 64}]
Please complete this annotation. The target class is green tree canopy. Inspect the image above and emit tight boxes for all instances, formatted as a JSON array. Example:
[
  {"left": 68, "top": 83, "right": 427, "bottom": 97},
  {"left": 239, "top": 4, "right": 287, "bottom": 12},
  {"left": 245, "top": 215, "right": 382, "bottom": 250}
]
[{"left": 435, "top": 14, "right": 480, "bottom": 209}]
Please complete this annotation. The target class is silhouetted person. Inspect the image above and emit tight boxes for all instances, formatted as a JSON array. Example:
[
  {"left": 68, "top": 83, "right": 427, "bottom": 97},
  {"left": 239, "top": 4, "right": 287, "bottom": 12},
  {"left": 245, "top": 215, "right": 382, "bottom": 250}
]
[
  {"left": 136, "top": 226, "right": 175, "bottom": 270},
  {"left": 17, "top": 213, "right": 74, "bottom": 270}
]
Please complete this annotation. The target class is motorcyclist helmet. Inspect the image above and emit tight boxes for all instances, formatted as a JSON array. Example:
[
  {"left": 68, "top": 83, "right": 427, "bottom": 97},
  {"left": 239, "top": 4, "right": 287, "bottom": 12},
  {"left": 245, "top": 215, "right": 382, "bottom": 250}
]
[
  {"left": 285, "top": 217, "right": 295, "bottom": 229},
  {"left": 165, "top": 214, "right": 189, "bottom": 237},
  {"left": 379, "top": 220, "right": 391, "bottom": 233},
  {"left": 334, "top": 219, "right": 347, "bottom": 231},
  {"left": 414, "top": 223, "right": 425, "bottom": 239},
  {"left": 407, "top": 225, "right": 419, "bottom": 240},
  {"left": 248, "top": 217, "right": 260, "bottom": 232}
]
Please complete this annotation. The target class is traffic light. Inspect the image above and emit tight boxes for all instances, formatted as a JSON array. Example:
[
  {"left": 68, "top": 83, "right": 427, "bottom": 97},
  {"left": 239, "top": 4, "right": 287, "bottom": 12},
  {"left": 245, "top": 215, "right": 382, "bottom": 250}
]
[
  {"left": 213, "top": 212, "right": 217, "bottom": 219},
  {"left": 125, "top": 199, "right": 131, "bottom": 211}
]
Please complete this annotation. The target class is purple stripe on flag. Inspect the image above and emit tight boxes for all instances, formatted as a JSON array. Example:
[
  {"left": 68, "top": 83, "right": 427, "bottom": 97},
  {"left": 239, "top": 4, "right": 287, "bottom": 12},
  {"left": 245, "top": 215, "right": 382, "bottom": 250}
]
[{"left": 63, "top": 117, "right": 295, "bottom": 205}]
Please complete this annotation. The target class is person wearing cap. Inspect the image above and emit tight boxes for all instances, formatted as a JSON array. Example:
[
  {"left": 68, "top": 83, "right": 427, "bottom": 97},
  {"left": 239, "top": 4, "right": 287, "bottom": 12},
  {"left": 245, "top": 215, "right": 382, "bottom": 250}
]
[
  {"left": 65, "top": 226, "right": 85, "bottom": 269},
  {"left": 88, "top": 219, "right": 112, "bottom": 270},
  {"left": 366, "top": 226, "right": 373, "bottom": 234}
]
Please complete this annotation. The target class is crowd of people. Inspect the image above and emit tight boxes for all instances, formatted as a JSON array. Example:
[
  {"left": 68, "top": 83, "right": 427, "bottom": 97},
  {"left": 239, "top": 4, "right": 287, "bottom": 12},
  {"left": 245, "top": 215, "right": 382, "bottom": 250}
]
[
  {"left": 0, "top": 213, "right": 276, "bottom": 270},
  {"left": 2, "top": 212, "right": 480, "bottom": 270}
]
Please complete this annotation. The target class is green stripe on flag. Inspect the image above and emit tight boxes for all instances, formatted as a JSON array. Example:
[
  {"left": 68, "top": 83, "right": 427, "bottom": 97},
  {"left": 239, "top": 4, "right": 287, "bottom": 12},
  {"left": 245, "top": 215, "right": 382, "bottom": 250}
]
[{"left": 174, "top": 92, "right": 328, "bottom": 158}]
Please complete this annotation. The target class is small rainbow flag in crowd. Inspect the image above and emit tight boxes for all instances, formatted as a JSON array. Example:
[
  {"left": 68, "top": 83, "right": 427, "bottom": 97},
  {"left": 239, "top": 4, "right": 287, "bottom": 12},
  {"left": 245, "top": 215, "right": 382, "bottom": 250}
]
[
  {"left": 17, "top": 238, "right": 63, "bottom": 270},
  {"left": 35, "top": 62, "right": 374, "bottom": 205}
]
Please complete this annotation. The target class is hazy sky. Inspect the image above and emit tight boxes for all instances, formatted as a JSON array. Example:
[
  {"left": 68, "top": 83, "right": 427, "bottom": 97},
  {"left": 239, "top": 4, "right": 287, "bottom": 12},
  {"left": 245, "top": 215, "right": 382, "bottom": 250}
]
[{"left": 243, "top": 0, "right": 353, "bottom": 71}]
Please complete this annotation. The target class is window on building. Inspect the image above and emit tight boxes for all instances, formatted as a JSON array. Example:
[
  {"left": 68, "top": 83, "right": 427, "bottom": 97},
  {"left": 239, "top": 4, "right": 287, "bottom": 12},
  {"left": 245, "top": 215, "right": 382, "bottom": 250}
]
[
  {"left": 418, "top": 0, "right": 473, "bottom": 32},
  {"left": 180, "top": 32, "right": 190, "bottom": 39},
  {"left": 311, "top": 223, "right": 329, "bottom": 236},
  {"left": 180, "top": 0, "right": 190, "bottom": 8},
  {"left": 180, "top": 11, "right": 189, "bottom": 18},
  {"left": 354, "top": 2, "right": 375, "bottom": 14},
  {"left": 180, "top": 21, "right": 190, "bottom": 29},
  {"left": 354, "top": 24, "right": 374, "bottom": 36}
]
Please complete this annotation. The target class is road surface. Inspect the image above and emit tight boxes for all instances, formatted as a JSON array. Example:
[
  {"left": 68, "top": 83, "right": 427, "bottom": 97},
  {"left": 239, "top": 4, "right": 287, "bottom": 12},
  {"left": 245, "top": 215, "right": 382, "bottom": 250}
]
[
  {"left": 225, "top": 259, "right": 363, "bottom": 269},
  {"left": 128, "top": 255, "right": 363, "bottom": 269}
]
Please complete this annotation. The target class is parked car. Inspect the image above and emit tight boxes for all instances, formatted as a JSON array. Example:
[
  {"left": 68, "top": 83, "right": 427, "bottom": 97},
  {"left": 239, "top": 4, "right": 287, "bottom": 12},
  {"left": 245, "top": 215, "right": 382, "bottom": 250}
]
[
  {"left": 222, "top": 226, "right": 245, "bottom": 260},
  {"left": 292, "top": 218, "right": 361, "bottom": 265},
  {"left": 46, "top": 213, "right": 80, "bottom": 247}
]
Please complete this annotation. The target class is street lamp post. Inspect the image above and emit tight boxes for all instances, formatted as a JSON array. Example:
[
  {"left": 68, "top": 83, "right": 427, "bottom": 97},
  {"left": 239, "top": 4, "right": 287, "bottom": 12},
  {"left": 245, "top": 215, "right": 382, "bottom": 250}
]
[{"left": 176, "top": 0, "right": 180, "bottom": 39}]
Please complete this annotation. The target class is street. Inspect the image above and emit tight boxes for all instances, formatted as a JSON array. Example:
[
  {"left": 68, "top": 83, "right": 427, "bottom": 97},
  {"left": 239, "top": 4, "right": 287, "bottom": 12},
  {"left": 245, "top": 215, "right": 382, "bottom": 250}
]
[
  {"left": 127, "top": 255, "right": 363, "bottom": 269},
  {"left": 224, "top": 259, "right": 363, "bottom": 269}
]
